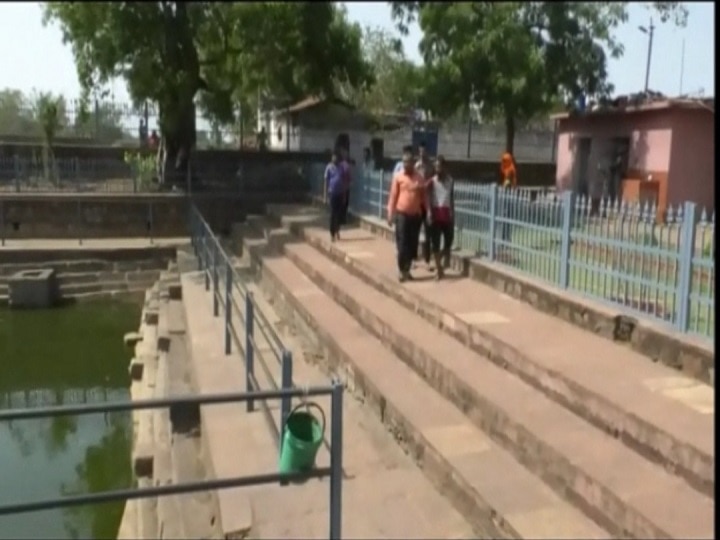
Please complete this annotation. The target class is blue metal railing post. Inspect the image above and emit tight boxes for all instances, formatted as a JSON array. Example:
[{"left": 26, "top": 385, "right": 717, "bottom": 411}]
[
  {"left": 13, "top": 155, "right": 20, "bottom": 193},
  {"left": 377, "top": 171, "right": 383, "bottom": 219},
  {"left": 488, "top": 184, "right": 498, "bottom": 260},
  {"left": 280, "top": 350, "right": 293, "bottom": 438},
  {"left": 558, "top": 190, "right": 575, "bottom": 289},
  {"left": 212, "top": 243, "right": 219, "bottom": 317},
  {"left": 225, "top": 261, "right": 233, "bottom": 354},
  {"left": 245, "top": 292, "right": 255, "bottom": 412},
  {"left": 147, "top": 201, "right": 154, "bottom": 245},
  {"left": 198, "top": 221, "right": 206, "bottom": 272},
  {"left": 329, "top": 381, "right": 344, "bottom": 540},
  {"left": 675, "top": 201, "right": 697, "bottom": 331},
  {"left": 0, "top": 199, "right": 5, "bottom": 247}
]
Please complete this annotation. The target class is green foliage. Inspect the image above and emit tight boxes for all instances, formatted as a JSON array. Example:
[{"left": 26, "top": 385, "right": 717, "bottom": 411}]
[
  {"left": 0, "top": 87, "right": 127, "bottom": 143},
  {"left": 43, "top": 2, "right": 372, "bottom": 144},
  {"left": 390, "top": 2, "right": 688, "bottom": 152},
  {"left": 123, "top": 150, "right": 156, "bottom": 191}
]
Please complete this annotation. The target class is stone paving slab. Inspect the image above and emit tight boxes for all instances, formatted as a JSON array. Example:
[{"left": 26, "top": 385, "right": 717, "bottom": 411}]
[
  {"left": 182, "top": 266, "right": 476, "bottom": 539},
  {"left": 248, "top": 220, "right": 714, "bottom": 540},
  {"left": 0, "top": 238, "right": 188, "bottom": 250},
  {"left": 247, "top": 245, "right": 610, "bottom": 540},
  {"left": 263, "top": 206, "right": 715, "bottom": 497}
]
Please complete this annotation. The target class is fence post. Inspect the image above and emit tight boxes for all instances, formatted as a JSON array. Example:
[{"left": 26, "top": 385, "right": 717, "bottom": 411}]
[
  {"left": 329, "top": 380, "right": 344, "bottom": 540},
  {"left": 0, "top": 199, "right": 4, "bottom": 247},
  {"left": 204, "top": 233, "right": 210, "bottom": 291},
  {"left": 77, "top": 200, "right": 83, "bottom": 246},
  {"left": 198, "top": 224, "right": 206, "bottom": 272},
  {"left": 245, "top": 292, "right": 255, "bottom": 413},
  {"left": 675, "top": 201, "right": 697, "bottom": 332},
  {"left": 225, "top": 261, "right": 233, "bottom": 355},
  {"left": 488, "top": 184, "right": 498, "bottom": 261},
  {"left": 212, "top": 243, "right": 219, "bottom": 317},
  {"left": 377, "top": 171, "right": 383, "bottom": 219},
  {"left": 13, "top": 155, "right": 20, "bottom": 193},
  {"left": 558, "top": 190, "right": 575, "bottom": 289},
  {"left": 280, "top": 349, "right": 293, "bottom": 438},
  {"left": 147, "top": 201, "right": 154, "bottom": 245}
]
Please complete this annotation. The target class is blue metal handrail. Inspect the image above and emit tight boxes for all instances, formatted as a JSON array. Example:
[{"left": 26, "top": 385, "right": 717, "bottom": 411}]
[
  {"left": 0, "top": 386, "right": 344, "bottom": 539},
  {"left": 189, "top": 204, "right": 295, "bottom": 443}
]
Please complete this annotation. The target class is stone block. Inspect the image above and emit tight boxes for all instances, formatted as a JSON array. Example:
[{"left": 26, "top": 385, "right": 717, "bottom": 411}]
[{"left": 7, "top": 268, "right": 59, "bottom": 308}]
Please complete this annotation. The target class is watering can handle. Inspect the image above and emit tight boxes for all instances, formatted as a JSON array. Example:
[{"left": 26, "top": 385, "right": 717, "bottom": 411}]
[{"left": 289, "top": 401, "right": 327, "bottom": 438}]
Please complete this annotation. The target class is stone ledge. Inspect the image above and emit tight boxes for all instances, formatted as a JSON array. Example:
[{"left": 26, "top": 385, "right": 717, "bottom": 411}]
[{"left": 345, "top": 209, "right": 714, "bottom": 385}]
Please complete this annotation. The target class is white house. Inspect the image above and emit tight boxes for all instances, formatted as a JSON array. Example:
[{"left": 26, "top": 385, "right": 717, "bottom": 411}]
[{"left": 256, "top": 96, "right": 374, "bottom": 158}]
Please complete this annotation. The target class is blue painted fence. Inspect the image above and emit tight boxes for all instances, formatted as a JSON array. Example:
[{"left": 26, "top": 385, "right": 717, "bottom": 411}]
[{"left": 307, "top": 164, "right": 715, "bottom": 341}]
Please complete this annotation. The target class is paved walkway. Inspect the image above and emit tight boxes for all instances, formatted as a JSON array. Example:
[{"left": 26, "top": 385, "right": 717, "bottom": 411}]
[
  {"left": 264, "top": 206, "right": 714, "bottom": 495},
  {"left": 180, "top": 256, "right": 476, "bottom": 539}
]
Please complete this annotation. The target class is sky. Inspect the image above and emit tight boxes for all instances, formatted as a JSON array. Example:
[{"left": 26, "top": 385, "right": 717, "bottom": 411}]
[{"left": 0, "top": 2, "right": 714, "bottom": 106}]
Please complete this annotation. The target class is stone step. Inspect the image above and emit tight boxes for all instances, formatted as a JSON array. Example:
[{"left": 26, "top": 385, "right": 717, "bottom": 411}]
[
  {"left": 243, "top": 234, "right": 610, "bottom": 540},
  {"left": 261, "top": 210, "right": 715, "bottom": 497},
  {"left": 245, "top": 219, "right": 714, "bottom": 540},
  {"left": 0, "top": 258, "right": 167, "bottom": 277}
]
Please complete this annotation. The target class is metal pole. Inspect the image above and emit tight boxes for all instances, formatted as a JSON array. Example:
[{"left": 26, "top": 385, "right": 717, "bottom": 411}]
[
  {"left": 147, "top": 201, "right": 154, "bottom": 244},
  {"left": 280, "top": 350, "right": 293, "bottom": 437},
  {"left": 643, "top": 19, "right": 655, "bottom": 93},
  {"left": 679, "top": 38, "right": 686, "bottom": 95},
  {"left": 0, "top": 199, "right": 4, "bottom": 247},
  {"left": 329, "top": 381, "right": 344, "bottom": 540},
  {"left": 245, "top": 293, "right": 255, "bottom": 413},
  {"left": 225, "top": 262, "right": 232, "bottom": 355},
  {"left": 212, "top": 243, "right": 219, "bottom": 317}
]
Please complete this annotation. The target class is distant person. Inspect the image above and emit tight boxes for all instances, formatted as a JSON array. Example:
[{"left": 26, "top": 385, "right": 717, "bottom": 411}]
[
  {"left": 149, "top": 129, "right": 159, "bottom": 151},
  {"left": 387, "top": 148, "right": 425, "bottom": 282},
  {"left": 324, "top": 151, "right": 345, "bottom": 242},
  {"left": 425, "top": 155, "right": 455, "bottom": 279},
  {"left": 394, "top": 145, "right": 413, "bottom": 175},
  {"left": 338, "top": 147, "right": 352, "bottom": 227},
  {"left": 138, "top": 119, "right": 148, "bottom": 148},
  {"left": 415, "top": 141, "right": 434, "bottom": 269},
  {"left": 258, "top": 127, "right": 268, "bottom": 151},
  {"left": 500, "top": 151, "right": 517, "bottom": 188},
  {"left": 498, "top": 152, "right": 517, "bottom": 244},
  {"left": 363, "top": 147, "right": 373, "bottom": 168}
]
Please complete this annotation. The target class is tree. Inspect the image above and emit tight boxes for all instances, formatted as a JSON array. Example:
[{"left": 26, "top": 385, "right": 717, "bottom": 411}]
[
  {"left": 44, "top": 2, "right": 371, "bottom": 186},
  {"left": 339, "top": 26, "right": 424, "bottom": 115},
  {"left": 32, "top": 91, "right": 66, "bottom": 184},
  {"left": 390, "top": 2, "right": 688, "bottom": 154},
  {"left": 0, "top": 89, "right": 36, "bottom": 136}
]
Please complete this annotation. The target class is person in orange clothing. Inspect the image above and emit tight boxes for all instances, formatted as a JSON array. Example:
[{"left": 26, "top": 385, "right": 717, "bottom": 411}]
[
  {"left": 387, "top": 148, "right": 426, "bottom": 282},
  {"left": 500, "top": 152, "right": 517, "bottom": 188},
  {"left": 498, "top": 152, "right": 517, "bottom": 243}
]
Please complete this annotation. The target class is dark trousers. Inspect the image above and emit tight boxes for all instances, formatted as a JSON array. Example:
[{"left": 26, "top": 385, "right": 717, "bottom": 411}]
[
  {"left": 394, "top": 213, "right": 422, "bottom": 273},
  {"left": 429, "top": 220, "right": 455, "bottom": 257},
  {"left": 417, "top": 208, "right": 431, "bottom": 263},
  {"left": 329, "top": 193, "right": 345, "bottom": 237},
  {"left": 340, "top": 191, "right": 350, "bottom": 224}
]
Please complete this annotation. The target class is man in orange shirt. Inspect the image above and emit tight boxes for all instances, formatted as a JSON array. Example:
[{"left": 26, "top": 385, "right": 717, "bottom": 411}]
[{"left": 387, "top": 148, "right": 426, "bottom": 282}]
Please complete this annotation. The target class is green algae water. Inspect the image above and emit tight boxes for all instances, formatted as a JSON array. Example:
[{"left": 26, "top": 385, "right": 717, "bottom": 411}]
[{"left": 0, "top": 299, "right": 140, "bottom": 540}]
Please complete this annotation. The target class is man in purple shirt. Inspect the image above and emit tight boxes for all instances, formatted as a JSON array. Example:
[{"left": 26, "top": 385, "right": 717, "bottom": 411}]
[{"left": 324, "top": 151, "right": 345, "bottom": 242}]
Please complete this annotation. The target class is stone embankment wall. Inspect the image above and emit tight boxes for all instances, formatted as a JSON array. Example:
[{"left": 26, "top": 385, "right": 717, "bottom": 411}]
[
  {"left": 118, "top": 266, "right": 221, "bottom": 539},
  {"left": 0, "top": 247, "right": 176, "bottom": 304}
]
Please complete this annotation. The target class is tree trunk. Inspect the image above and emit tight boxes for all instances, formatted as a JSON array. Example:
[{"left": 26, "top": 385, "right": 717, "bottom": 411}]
[
  {"left": 160, "top": 99, "right": 196, "bottom": 191},
  {"left": 504, "top": 113, "right": 516, "bottom": 155}
]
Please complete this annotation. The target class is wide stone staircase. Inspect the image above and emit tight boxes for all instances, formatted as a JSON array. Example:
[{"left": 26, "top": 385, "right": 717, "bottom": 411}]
[{"left": 226, "top": 203, "right": 714, "bottom": 540}]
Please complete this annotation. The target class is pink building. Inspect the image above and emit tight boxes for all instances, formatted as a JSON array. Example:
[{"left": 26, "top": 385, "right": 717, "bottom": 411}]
[{"left": 552, "top": 98, "right": 715, "bottom": 220}]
